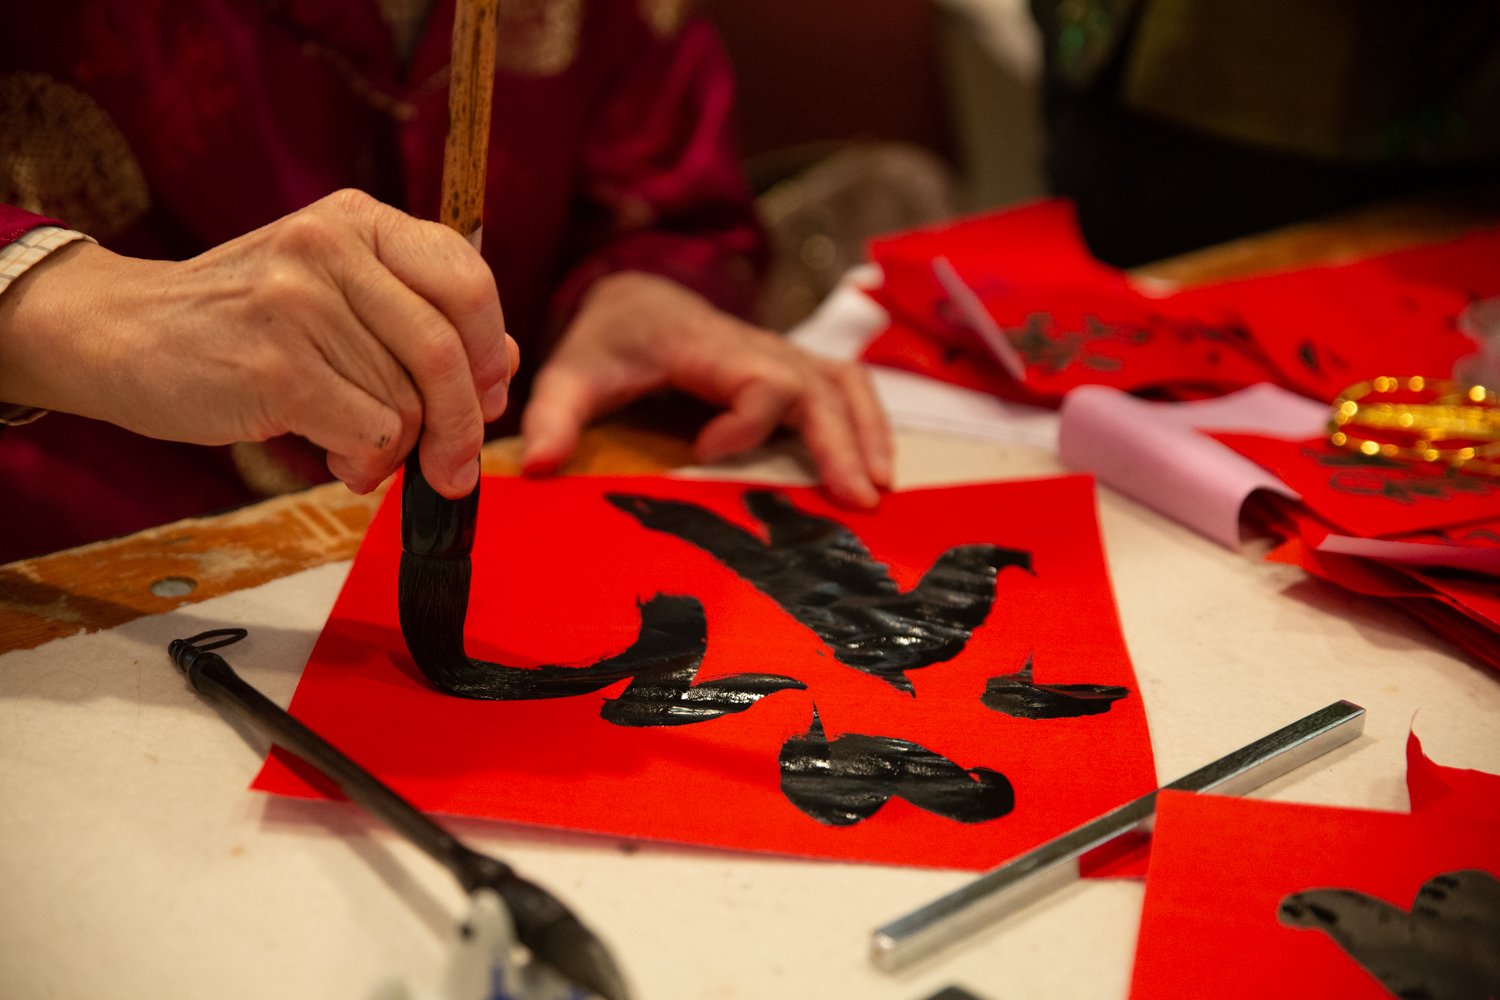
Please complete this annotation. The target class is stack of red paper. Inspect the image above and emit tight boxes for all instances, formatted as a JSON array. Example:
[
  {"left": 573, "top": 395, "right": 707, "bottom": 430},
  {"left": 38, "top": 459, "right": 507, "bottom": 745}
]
[
  {"left": 1218, "top": 431, "right": 1500, "bottom": 671},
  {"left": 863, "top": 200, "right": 1500, "bottom": 671},
  {"left": 861, "top": 199, "right": 1499, "bottom": 406}
]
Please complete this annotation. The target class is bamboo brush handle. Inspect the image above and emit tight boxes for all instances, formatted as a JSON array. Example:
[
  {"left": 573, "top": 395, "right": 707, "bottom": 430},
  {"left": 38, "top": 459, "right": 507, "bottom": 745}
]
[
  {"left": 399, "top": 0, "right": 499, "bottom": 533},
  {"left": 441, "top": 0, "right": 499, "bottom": 248}
]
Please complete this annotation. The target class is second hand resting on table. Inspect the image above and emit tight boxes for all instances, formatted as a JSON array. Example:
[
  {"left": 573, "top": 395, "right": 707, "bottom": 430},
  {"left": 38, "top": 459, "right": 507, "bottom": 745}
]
[{"left": 0, "top": 190, "right": 892, "bottom": 509}]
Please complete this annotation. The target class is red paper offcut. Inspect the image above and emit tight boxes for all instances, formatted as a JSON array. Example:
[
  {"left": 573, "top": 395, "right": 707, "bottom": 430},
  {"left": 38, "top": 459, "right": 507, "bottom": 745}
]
[
  {"left": 861, "top": 199, "right": 1498, "bottom": 406},
  {"left": 1251, "top": 473, "right": 1500, "bottom": 668},
  {"left": 1263, "top": 499, "right": 1500, "bottom": 673},
  {"left": 1214, "top": 432, "right": 1500, "bottom": 539},
  {"left": 1262, "top": 491, "right": 1500, "bottom": 565},
  {"left": 1408, "top": 730, "right": 1500, "bottom": 826},
  {"left": 1128, "top": 742, "right": 1500, "bottom": 999},
  {"left": 252, "top": 475, "right": 1157, "bottom": 871},
  {"left": 868, "top": 199, "right": 1121, "bottom": 291},
  {"left": 864, "top": 199, "right": 1262, "bottom": 405},
  {"left": 1267, "top": 534, "right": 1500, "bottom": 672},
  {"left": 1394, "top": 599, "right": 1500, "bottom": 674}
]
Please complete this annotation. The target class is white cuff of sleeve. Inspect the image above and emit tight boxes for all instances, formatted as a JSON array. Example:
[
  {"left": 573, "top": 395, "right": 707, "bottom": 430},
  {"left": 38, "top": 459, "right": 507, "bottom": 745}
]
[{"left": 0, "top": 226, "right": 95, "bottom": 426}]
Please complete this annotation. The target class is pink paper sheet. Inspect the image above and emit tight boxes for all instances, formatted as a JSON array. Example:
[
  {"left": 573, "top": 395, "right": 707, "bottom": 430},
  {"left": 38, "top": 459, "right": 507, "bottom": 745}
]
[{"left": 1058, "top": 384, "right": 1327, "bottom": 548}]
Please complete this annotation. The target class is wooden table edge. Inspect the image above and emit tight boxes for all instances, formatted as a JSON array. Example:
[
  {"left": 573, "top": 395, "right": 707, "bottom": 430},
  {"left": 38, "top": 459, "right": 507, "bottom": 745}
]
[{"left": 1, "top": 425, "right": 693, "bottom": 652}]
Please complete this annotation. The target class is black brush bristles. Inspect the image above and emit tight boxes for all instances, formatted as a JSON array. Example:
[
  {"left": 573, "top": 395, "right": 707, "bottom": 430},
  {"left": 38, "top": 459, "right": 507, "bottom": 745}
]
[
  {"left": 396, "top": 457, "right": 713, "bottom": 707},
  {"left": 399, "top": 453, "right": 481, "bottom": 691}
]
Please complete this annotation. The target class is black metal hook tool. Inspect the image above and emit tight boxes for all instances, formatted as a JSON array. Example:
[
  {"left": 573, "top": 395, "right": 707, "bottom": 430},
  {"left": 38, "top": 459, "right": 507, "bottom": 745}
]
[{"left": 168, "top": 627, "right": 632, "bottom": 1000}]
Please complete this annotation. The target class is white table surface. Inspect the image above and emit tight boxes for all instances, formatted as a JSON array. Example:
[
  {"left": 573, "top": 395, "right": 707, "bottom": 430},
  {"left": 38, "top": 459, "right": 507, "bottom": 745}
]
[{"left": 4, "top": 429, "right": 1498, "bottom": 1000}]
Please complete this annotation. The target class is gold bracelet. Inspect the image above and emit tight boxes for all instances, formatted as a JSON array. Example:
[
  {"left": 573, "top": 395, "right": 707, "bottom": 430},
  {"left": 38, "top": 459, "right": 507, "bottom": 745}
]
[{"left": 1329, "top": 376, "right": 1500, "bottom": 477}]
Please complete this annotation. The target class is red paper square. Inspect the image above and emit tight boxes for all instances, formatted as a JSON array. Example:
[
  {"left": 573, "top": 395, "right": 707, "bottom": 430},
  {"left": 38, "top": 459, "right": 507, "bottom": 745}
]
[
  {"left": 1129, "top": 791, "right": 1500, "bottom": 999},
  {"left": 252, "top": 475, "right": 1157, "bottom": 871}
]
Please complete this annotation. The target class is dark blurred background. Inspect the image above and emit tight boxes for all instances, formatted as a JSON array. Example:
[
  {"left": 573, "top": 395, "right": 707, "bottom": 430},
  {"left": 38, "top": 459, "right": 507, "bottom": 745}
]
[{"left": 701, "top": 0, "right": 1500, "bottom": 328}]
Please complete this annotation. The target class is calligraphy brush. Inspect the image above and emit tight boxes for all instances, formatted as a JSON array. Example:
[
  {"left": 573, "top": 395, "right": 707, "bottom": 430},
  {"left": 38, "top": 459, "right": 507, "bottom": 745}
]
[
  {"left": 392, "top": 6, "right": 630, "bottom": 993},
  {"left": 398, "top": 0, "right": 495, "bottom": 695},
  {"left": 168, "top": 628, "right": 632, "bottom": 1000}
]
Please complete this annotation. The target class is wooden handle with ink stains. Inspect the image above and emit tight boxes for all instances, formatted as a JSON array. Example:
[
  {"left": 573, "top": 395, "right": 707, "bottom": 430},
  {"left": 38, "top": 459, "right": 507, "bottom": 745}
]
[
  {"left": 400, "top": 1, "right": 495, "bottom": 665},
  {"left": 441, "top": 0, "right": 498, "bottom": 247},
  {"left": 401, "top": 0, "right": 497, "bottom": 526}
]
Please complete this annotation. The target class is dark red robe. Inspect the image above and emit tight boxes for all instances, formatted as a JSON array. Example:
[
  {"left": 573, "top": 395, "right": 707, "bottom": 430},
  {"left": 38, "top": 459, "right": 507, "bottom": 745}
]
[{"left": 0, "top": 0, "right": 765, "bottom": 560}]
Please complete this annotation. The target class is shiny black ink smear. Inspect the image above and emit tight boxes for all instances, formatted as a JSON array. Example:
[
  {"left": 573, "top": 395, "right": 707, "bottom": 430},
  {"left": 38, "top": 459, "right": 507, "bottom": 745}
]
[
  {"left": 399, "top": 588, "right": 803, "bottom": 725},
  {"left": 601, "top": 639, "right": 806, "bottom": 729},
  {"left": 605, "top": 490, "right": 1032, "bottom": 695},
  {"left": 1278, "top": 869, "right": 1500, "bottom": 1000},
  {"left": 980, "top": 654, "right": 1129, "bottom": 719},
  {"left": 778, "top": 708, "right": 1015, "bottom": 826}
]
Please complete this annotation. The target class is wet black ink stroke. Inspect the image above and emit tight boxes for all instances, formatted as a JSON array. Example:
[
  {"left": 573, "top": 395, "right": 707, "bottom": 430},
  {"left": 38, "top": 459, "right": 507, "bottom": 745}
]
[
  {"left": 980, "top": 654, "right": 1129, "bottom": 719},
  {"left": 605, "top": 490, "right": 1032, "bottom": 695},
  {"left": 778, "top": 707, "right": 1015, "bottom": 826},
  {"left": 403, "top": 591, "right": 803, "bottom": 725},
  {"left": 601, "top": 633, "right": 806, "bottom": 729},
  {"left": 1278, "top": 869, "right": 1500, "bottom": 1000}
]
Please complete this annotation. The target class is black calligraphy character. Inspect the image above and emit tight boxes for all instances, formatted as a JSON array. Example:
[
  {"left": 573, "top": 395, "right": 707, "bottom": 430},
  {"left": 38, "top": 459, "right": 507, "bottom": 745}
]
[
  {"left": 980, "top": 654, "right": 1129, "bottom": 719},
  {"left": 1308, "top": 447, "right": 1500, "bottom": 504},
  {"left": 1278, "top": 869, "right": 1500, "bottom": 1000},
  {"left": 606, "top": 490, "right": 1032, "bottom": 695},
  {"left": 778, "top": 707, "right": 1015, "bottom": 826},
  {"left": 407, "top": 593, "right": 803, "bottom": 724},
  {"left": 600, "top": 602, "right": 806, "bottom": 727}
]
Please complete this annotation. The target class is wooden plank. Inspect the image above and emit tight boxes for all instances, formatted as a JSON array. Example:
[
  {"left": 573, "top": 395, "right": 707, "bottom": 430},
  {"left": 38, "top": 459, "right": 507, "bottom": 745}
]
[{"left": 0, "top": 423, "right": 693, "bottom": 652}]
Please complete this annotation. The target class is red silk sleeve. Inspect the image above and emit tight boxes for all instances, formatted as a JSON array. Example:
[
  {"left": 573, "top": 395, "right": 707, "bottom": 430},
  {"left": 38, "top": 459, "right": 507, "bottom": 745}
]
[
  {"left": 0, "top": 205, "right": 63, "bottom": 247},
  {"left": 548, "top": 16, "right": 767, "bottom": 330}
]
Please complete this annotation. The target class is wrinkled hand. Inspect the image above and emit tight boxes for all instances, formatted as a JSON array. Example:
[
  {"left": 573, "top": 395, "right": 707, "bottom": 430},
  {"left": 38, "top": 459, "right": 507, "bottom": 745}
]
[
  {"left": 0, "top": 189, "right": 517, "bottom": 497},
  {"left": 521, "top": 271, "right": 892, "bottom": 506}
]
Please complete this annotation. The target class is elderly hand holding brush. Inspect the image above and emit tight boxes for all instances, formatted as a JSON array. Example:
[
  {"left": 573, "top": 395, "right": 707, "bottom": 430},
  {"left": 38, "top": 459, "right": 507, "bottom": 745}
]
[{"left": 0, "top": 196, "right": 888, "bottom": 508}]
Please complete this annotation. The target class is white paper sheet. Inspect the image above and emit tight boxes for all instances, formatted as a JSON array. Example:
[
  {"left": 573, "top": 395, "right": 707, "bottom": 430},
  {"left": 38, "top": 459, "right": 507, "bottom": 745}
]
[{"left": 789, "top": 267, "right": 1061, "bottom": 447}]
